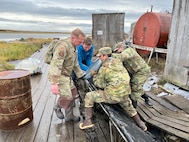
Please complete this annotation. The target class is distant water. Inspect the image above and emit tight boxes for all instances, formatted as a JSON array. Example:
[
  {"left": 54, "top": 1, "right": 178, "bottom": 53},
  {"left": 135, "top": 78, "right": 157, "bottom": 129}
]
[{"left": 0, "top": 33, "right": 70, "bottom": 41}]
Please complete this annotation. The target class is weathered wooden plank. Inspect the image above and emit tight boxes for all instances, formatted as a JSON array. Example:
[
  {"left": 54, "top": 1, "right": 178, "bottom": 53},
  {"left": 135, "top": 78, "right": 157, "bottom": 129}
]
[
  {"left": 95, "top": 111, "right": 110, "bottom": 141},
  {"left": 73, "top": 99, "right": 87, "bottom": 142},
  {"left": 159, "top": 115, "right": 189, "bottom": 126},
  {"left": 148, "top": 119, "right": 189, "bottom": 140},
  {"left": 94, "top": 120, "right": 109, "bottom": 142},
  {"left": 19, "top": 82, "right": 51, "bottom": 142},
  {"left": 47, "top": 97, "right": 64, "bottom": 142},
  {"left": 33, "top": 93, "right": 56, "bottom": 142},
  {"left": 138, "top": 98, "right": 161, "bottom": 118},
  {"left": 145, "top": 92, "right": 180, "bottom": 111},
  {"left": 61, "top": 121, "right": 74, "bottom": 142},
  {"left": 150, "top": 98, "right": 189, "bottom": 122},
  {"left": 137, "top": 93, "right": 189, "bottom": 141},
  {"left": 152, "top": 116, "right": 189, "bottom": 134},
  {"left": 0, "top": 131, "right": 14, "bottom": 142},
  {"left": 164, "top": 94, "right": 189, "bottom": 114}
]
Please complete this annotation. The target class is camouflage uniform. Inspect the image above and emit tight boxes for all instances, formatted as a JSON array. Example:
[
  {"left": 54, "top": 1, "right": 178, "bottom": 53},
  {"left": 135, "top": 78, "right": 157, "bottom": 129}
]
[
  {"left": 48, "top": 38, "right": 84, "bottom": 100},
  {"left": 113, "top": 47, "right": 151, "bottom": 102},
  {"left": 85, "top": 57, "right": 137, "bottom": 117}
]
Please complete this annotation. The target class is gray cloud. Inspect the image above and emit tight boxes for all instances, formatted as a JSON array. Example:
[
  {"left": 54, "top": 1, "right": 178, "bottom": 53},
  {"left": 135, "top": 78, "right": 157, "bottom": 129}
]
[{"left": 0, "top": 0, "right": 173, "bottom": 33}]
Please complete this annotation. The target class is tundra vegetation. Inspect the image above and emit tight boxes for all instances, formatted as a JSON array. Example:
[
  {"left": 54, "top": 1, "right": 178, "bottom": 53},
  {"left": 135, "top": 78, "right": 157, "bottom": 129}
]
[
  {"left": 0, "top": 38, "right": 52, "bottom": 71},
  {"left": 0, "top": 37, "right": 166, "bottom": 87}
]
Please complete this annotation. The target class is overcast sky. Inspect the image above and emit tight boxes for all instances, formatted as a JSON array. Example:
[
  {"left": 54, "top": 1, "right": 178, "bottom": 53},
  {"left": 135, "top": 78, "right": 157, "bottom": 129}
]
[{"left": 0, "top": 0, "right": 173, "bottom": 33}]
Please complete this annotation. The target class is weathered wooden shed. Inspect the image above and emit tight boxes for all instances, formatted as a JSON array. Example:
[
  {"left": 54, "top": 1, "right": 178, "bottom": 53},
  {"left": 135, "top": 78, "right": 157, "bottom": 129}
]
[
  {"left": 164, "top": 0, "right": 189, "bottom": 90},
  {"left": 92, "top": 13, "right": 125, "bottom": 53}
]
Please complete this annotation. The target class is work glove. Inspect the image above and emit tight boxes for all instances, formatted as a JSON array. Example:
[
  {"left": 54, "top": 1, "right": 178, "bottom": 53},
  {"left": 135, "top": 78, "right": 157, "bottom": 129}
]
[
  {"left": 91, "top": 70, "right": 97, "bottom": 76},
  {"left": 51, "top": 84, "right": 59, "bottom": 95},
  {"left": 77, "top": 78, "right": 89, "bottom": 92}
]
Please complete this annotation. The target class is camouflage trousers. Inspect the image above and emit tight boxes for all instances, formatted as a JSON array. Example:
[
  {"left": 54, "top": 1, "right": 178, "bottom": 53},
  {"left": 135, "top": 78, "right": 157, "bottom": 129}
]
[
  {"left": 57, "top": 75, "right": 79, "bottom": 109},
  {"left": 58, "top": 75, "right": 75, "bottom": 99},
  {"left": 85, "top": 90, "right": 137, "bottom": 117},
  {"left": 130, "top": 67, "right": 150, "bottom": 101}
]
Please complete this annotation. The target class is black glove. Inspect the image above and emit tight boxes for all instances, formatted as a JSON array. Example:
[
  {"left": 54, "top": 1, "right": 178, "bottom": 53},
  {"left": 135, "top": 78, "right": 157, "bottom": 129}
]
[{"left": 77, "top": 78, "right": 89, "bottom": 92}]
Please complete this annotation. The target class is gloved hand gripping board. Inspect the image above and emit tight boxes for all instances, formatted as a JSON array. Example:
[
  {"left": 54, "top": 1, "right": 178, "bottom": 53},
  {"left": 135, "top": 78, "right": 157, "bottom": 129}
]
[{"left": 83, "top": 58, "right": 102, "bottom": 80}]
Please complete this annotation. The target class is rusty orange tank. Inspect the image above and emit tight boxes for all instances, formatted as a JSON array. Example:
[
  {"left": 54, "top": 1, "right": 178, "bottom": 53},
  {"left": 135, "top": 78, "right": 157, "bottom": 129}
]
[{"left": 133, "top": 12, "right": 172, "bottom": 57}]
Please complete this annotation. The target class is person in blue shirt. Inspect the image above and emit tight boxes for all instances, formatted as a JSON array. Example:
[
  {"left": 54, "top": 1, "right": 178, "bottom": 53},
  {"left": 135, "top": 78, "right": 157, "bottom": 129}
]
[{"left": 77, "top": 37, "right": 94, "bottom": 71}]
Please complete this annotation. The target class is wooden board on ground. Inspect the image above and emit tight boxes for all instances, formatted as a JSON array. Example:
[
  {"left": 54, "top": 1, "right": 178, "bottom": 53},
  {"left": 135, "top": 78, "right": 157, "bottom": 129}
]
[
  {"left": 138, "top": 92, "right": 189, "bottom": 140},
  {"left": 164, "top": 94, "right": 189, "bottom": 114}
]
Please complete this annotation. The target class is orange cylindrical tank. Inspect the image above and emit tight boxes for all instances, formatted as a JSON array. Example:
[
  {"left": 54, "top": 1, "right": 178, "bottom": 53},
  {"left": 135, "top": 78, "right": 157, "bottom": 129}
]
[{"left": 133, "top": 12, "right": 172, "bottom": 57}]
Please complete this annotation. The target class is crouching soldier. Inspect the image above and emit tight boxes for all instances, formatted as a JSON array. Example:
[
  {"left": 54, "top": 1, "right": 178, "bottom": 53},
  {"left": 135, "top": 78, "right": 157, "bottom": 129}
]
[
  {"left": 79, "top": 47, "right": 147, "bottom": 131},
  {"left": 112, "top": 42, "right": 153, "bottom": 108}
]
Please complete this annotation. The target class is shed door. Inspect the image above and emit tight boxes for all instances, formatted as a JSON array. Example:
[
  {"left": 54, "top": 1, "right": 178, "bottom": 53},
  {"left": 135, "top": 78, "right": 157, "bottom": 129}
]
[{"left": 92, "top": 13, "right": 125, "bottom": 53}]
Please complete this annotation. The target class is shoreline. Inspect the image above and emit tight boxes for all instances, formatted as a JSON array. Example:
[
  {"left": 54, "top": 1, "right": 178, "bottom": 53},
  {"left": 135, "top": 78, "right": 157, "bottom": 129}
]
[
  {"left": 0, "top": 29, "right": 91, "bottom": 35},
  {"left": 0, "top": 29, "right": 71, "bottom": 34}
]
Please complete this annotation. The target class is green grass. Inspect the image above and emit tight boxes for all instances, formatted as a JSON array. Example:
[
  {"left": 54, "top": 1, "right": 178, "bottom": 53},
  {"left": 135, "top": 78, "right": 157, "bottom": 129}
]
[{"left": 0, "top": 38, "right": 52, "bottom": 71}]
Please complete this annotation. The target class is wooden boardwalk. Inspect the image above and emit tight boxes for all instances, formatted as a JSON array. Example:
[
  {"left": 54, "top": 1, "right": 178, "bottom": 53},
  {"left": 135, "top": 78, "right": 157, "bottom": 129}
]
[
  {"left": 0, "top": 45, "right": 88, "bottom": 142},
  {"left": 1, "top": 44, "right": 189, "bottom": 142}
]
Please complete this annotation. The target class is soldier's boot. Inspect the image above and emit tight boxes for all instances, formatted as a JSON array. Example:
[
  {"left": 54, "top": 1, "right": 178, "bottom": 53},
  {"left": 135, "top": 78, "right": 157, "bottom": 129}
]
[
  {"left": 79, "top": 107, "right": 94, "bottom": 129},
  {"left": 132, "top": 114, "right": 147, "bottom": 131},
  {"left": 131, "top": 99, "right": 138, "bottom": 108},
  {"left": 141, "top": 94, "right": 153, "bottom": 107},
  {"left": 54, "top": 104, "right": 64, "bottom": 119},
  {"left": 65, "top": 101, "right": 80, "bottom": 122}
]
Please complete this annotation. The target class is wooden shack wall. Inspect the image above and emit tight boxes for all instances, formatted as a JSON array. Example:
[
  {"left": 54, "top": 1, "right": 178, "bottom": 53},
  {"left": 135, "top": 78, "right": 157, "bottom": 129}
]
[
  {"left": 92, "top": 13, "right": 125, "bottom": 54},
  {"left": 164, "top": 0, "right": 189, "bottom": 90}
]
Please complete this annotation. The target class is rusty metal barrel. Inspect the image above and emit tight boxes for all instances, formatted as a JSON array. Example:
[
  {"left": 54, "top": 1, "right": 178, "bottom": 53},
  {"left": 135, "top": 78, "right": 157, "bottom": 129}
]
[{"left": 0, "top": 69, "right": 33, "bottom": 130}]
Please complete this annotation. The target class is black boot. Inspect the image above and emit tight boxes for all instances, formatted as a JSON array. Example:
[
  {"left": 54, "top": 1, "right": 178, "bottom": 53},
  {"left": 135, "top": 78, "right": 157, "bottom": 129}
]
[
  {"left": 54, "top": 105, "right": 64, "bottom": 119},
  {"left": 141, "top": 94, "right": 153, "bottom": 107},
  {"left": 131, "top": 99, "right": 138, "bottom": 108}
]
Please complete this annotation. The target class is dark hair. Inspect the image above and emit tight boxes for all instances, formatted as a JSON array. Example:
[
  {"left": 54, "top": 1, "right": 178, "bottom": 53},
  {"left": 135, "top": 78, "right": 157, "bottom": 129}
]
[{"left": 83, "top": 37, "right": 92, "bottom": 46}]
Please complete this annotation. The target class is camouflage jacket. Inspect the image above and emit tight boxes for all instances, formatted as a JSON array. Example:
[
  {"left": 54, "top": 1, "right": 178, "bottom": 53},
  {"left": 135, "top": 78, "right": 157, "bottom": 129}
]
[
  {"left": 113, "top": 47, "right": 150, "bottom": 74},
  {"left": 48, "top": 38, "right": 84, "bottom": 84},
  {"left": 93, "top": 57, "right": 131, "bottom": 98}
]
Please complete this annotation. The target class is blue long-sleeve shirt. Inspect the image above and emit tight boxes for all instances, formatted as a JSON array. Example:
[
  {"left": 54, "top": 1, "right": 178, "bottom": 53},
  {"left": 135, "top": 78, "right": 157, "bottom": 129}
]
[{"left": 77, "top": 44, "right": 94, "bottom": 71}]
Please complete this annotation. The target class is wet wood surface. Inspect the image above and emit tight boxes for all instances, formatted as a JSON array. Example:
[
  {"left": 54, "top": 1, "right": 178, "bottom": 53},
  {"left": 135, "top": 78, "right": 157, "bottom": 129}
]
[
  {"left": 1, "top": 44, "right": 189, "bottom": 142},
  {"left": 138, "top": 92, "right": 189, "bottom": 141},
  {"left": 0, "top": 45, "right": 87, "bottom": 142}
]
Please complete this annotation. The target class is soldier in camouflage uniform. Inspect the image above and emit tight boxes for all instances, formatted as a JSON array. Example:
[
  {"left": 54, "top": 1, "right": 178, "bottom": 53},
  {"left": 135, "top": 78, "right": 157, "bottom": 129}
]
[
  {"left": 79, "top": 47, "right": 147, "bottom": 131},
  {"left": 48, "top": 28, "right": 85, "bottom": 121},
  {"left": 112, "top": 42, "right": 153, "bottom": 108}
]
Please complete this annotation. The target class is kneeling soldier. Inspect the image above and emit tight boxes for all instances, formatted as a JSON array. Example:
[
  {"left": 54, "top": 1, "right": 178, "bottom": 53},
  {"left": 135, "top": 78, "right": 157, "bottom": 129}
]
[{"left": 79, "top": 47, "right": 147, "bottom": 131}]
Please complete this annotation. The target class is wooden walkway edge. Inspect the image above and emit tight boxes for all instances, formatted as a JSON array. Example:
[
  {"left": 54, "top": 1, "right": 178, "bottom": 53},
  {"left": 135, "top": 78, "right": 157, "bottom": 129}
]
[{"left": 0, "top": 44, "right": 87, "bottom": 142}]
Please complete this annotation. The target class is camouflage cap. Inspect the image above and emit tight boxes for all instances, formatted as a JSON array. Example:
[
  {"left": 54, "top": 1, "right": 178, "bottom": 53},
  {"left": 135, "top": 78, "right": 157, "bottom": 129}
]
[
  {"left": 112, "top": 42, "right": 125, "bottom": 52},
  {"left": 96, "top": 47, "right": 112, "bottom": 57}
]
